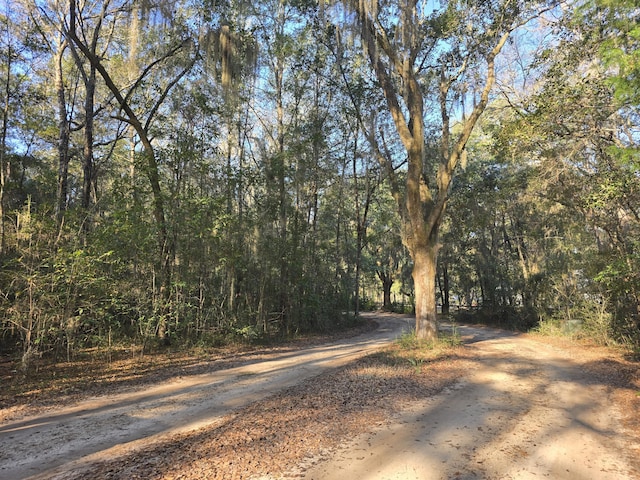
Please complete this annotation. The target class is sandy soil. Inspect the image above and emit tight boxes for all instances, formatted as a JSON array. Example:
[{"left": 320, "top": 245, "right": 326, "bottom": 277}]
[
  {"left": 0, "top": 314, "right": 413, "bottom": 480},
  {"left": 300, "top": 325, "right": 638, "bottom": 480},
  {"left": 1, "top": 314, "right": 638, "bottom": 480}
]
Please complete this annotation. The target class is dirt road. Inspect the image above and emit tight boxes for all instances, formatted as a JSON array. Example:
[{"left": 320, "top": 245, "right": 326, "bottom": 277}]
[
  {"left": 0, "top": 315, "right": 412, "bottom": 480},
  {"left": 300, "top": 324, "right": 635, "bottom": 480},
  {"left": 0, "top": 315, "right": 637, "bottom": 480}
]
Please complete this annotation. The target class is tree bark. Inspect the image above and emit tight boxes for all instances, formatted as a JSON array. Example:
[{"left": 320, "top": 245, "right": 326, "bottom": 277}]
[
  {"left": 348, "top": 2, "right": 514, "bottom": 340},
  {"left": 412, "top": 243, "right": 439, "bottom": 341},
  {"left": 377, "top": 269, "right": 394, "bottom": 311},
  {"left": 82, "top": 65, "right": 95, "bottom": 212},
  {"left": 439, "top": 262, "right": 450, "bottom": 315},
  {"left": 356, "top": 9, "right": 441, "bottom": 339},
  {"left": 0, "top": 32, "right": 11, "bottom": 254},
  {"left": 55, "top": 40, "right": 70, "bottom": 225}
]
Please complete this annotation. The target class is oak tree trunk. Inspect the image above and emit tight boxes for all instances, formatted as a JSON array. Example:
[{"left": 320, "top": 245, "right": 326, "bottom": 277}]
[
  {"left": 348, "top": 0, "right": 514, "bottom": 342},
  {"left": 439, "top": 263, "right": 450, "bottom": 315},
  {"left": 377, "top": 271, "right": 393, "bottom": 311},
  {"left": 412, "top": 244, "right": 439, "bottom": 341}
]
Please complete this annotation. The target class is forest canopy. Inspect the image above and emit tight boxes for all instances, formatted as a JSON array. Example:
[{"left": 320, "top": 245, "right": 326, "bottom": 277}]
[{"left": 0, "top": 0, "right": 638, "bottom": 369}]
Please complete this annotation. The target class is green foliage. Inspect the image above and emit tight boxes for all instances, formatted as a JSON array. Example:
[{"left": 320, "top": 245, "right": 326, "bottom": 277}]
[
  {"left": 533, "top": 317, "right": 565, "bottom": 337},
  {"left": 478, "top": 0, "right": 640, "bottom": 349},
  {"left": 535, "top": 302, "right": 616, "bottom": 346},
  {"left": 0, "top": 206, "right": 129, "bottom": 368},
  {"left": 595, "top": 0, "right": 640, "bottom": 105},
  {"left": 5, "top": 0, "right": 640, "bottom": 368},
  {"left": 534, "top": 274, "right": 617, "bottom": 345}
]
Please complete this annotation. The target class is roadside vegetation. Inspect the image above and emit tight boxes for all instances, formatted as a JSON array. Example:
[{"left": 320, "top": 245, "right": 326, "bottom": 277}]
[{"left": 1, "top": 0, "right": 639, "bottom": 376}]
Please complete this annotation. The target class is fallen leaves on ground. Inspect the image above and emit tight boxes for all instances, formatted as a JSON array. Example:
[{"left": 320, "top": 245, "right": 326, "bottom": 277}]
[
  {"left": 3, "top": 325, "right": 639, "bottom": 480},
  {"left": 68, "top": 343, "right": 475, "bottom": 480},
  {"left": 0, "top": 322, "right": 377, "bottom": 423}
]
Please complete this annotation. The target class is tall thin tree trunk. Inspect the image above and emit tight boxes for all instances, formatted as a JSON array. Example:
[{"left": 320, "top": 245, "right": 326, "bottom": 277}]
[
  {"left": 274, "top": 2, "right": 288, "bottom": 330},
  {"left": 335, "top": 157, "right": 347, "bottom": 282},
  {"left": 0, "top": 34, "right": 10, "bottom": 254},
  {"left": 82, "top": 65, "right": 96, "bottom": 213},
  {"left": 225, "top": 120, "right": 236, "bottom": 312},
  {"left": 55, "top": 41, "right": 70, "bottom": 225},
  {"left": 353, "top": 135, "right": 361, "bottom": 316},
  {"left": 383, "top": 279, "right": 392, "bottom": 310}
]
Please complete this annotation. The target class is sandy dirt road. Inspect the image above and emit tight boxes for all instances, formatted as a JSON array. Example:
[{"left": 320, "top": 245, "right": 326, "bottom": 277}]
[
  {"left": 0, "top": 315, "right": 413, "bottom": 480},
  {"left": 1, "top": 316, "right": 636, "bottom": 480},
  {"left": 300, "top": 324, "right": 635, "bottom": 480}
]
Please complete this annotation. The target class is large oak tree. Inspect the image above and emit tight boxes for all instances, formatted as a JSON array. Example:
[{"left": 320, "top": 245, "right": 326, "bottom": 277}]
[{"left": 341, "top": 0, "right": 554, "bottom": 339}]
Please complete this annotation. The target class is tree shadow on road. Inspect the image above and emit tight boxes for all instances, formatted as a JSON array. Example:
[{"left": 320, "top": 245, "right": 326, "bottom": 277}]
[{"left": 49, "top": 345, "right": 472, "bottom": 480}]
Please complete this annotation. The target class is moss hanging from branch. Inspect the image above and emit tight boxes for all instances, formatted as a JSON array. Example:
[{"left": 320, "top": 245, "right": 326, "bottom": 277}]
[{"left": 202, "top": 24, "right": 257, "bottom": 93}]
